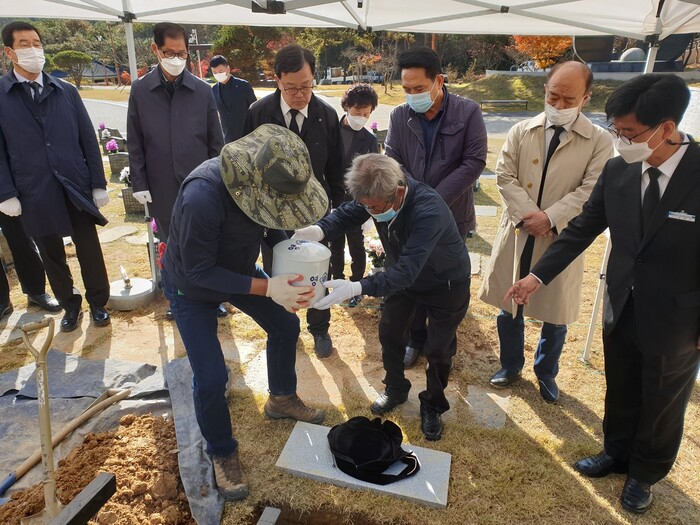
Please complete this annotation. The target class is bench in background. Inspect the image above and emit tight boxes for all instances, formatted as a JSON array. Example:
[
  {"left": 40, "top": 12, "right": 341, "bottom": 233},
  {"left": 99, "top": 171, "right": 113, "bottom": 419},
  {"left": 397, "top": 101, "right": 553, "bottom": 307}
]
[{"left": 480, "top": 99, "right": 528, "bottom": 110}]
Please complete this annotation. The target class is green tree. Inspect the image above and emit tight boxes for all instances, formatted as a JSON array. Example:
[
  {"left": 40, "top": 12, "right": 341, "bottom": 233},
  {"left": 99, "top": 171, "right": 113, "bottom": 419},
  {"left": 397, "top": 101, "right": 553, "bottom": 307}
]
[
  {"left": 212, "top": 26, "right": 283, "bottom": 83},
  {"left": 53, "top": 50, "right": 92, "bottom": 89}
]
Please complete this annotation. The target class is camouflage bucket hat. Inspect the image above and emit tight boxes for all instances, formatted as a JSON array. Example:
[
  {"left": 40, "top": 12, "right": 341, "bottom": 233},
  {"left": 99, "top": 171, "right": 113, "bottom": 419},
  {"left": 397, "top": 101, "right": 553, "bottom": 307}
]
[{"left": 220, "top": 124, "right": 329, "bottom": 230}]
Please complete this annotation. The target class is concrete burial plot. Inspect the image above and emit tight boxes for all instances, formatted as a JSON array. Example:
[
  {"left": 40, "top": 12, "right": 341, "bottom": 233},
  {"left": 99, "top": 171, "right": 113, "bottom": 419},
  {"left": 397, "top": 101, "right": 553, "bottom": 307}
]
[{"left": 276, "top": 422, "right": 451, "bottom": 508}]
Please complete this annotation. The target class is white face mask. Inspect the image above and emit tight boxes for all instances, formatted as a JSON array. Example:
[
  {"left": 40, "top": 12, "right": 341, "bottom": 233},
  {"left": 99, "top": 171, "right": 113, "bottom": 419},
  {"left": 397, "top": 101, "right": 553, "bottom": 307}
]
[
  {"left": 544, "top": 100, "right": 584, "bottom": 127},
  {"left": 346, "top": 114, "right": 369, "bottom": 131},
  {"left": 213, "top": 72, "right": 229, "bottom": 83},
  {"left": 14, "top": 47, "right": 45, "bottom": 74},
  {"left": 160, "top": 57, "right": 186, "bottom": 77},
  {"left": 615, "top": 125, "right": 664, "bottom": 164}
]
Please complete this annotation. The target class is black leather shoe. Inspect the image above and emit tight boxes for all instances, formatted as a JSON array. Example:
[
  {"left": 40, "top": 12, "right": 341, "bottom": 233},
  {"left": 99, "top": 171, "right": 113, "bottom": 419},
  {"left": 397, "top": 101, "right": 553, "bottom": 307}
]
[
  {"left": 538, "top": 377, "right": 559, "bottom": 403},
  {"left": 370, "top": 388, "right": 408, "bottom": 415},
  {"left": 420, "top": 404, "right": 443, "bottom": 441},
  {"left": 489, "top": 368, "right": 522, "bottom": 388},
  {"left": 404, "top": 346, "right": 422, "bottom": 367},
  {"left": 27, "top": 293, "right": 62, "bottom": 312},
  {"left": 0, "top": 303, "right": 13, "bottom": 320},
  {"left": 89, "top": 305, "right": 110, "bottom": 327},
  {"left": 60, "top": 307, "right": 83, "bottom": 332},
  {"left": 621, "top": 477, "right": 653, "bottom": 514},
  {"left": 217, "top": 303, "right": 229, "bottom": 318},
  {"left": 574, "top": 450, "right": 628, "bottom": 478},
  {"left": 313, "top": 333, "right": 333, "bottom": 358}
]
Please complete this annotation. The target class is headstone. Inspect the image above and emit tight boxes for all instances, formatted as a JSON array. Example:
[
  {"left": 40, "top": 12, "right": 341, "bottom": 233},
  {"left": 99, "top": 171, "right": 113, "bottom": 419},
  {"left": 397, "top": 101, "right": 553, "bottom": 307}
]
[
  {"left": 276, "top": 422, "right": 451, "bottom": 509},
  {"left": 680, "top": 87, "right": 700, "bottom": 138},
  {"left": 475, "top": 205, "right": 497, "bottom": 217},
  {"left": 98, "top": 225, "right": 138, "bottom": 244}
]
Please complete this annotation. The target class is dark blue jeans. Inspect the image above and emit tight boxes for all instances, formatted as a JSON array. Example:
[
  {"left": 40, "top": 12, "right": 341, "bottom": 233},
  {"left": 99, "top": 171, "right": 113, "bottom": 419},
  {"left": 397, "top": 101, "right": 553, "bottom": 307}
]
[
  {"left": 162, "top": 267, "right": 300, "bottom": 456},
  {"left": 496, "top": 308, "right": 567, "bottom": 380}
]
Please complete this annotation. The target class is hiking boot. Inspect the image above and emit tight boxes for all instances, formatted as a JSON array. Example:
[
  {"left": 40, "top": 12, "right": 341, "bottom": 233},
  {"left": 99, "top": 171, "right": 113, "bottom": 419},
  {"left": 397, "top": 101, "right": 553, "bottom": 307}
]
[
  {"left": 265, "top": 393, "right": 325, "bottom": 424},
  {"left": 212, "top": 450, "right": 249, "bottom": 501}
]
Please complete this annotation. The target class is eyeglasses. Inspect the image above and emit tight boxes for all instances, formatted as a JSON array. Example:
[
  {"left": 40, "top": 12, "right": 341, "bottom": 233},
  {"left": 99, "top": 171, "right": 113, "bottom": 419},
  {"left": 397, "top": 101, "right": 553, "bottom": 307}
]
[
  {"left": 606, "top": 123, "right": 656, "bottom": 145},
  {"left": 160, "top": 50, "right": 190, "bottom": 60},
  {"left": 359, "top": 199, "right": 392, "bottom": 214},
  {"left": 281, "top": 85, "right": 313, "bottom": 96}
]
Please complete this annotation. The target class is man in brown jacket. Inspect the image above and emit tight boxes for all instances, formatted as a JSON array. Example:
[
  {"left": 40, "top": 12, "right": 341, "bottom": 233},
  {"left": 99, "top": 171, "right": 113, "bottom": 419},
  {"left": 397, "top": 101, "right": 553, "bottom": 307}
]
[{"left": 479, "top": 61, "right": 613, "bottom": 403}]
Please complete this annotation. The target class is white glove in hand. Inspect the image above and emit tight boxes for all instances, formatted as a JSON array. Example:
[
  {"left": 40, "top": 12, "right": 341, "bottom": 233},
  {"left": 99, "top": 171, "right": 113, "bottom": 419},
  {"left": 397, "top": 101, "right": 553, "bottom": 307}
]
[
  {"left": 291, "top": 225, "right": 324, "bottom": 242},
  {"left": 133, "top": 190, "right": 153, "bottom": 205},
  {"left": 0, "top": 197, "right": 22, "bottom": 217},
  {"left": 266, "top": 273, "right": 314, "bottom": 312},
  {"left": 92, "top": 188, "right": 109, "bottom": 208},
  {"left": 314, "top": 279, "right": 362, "bottom": 310}
]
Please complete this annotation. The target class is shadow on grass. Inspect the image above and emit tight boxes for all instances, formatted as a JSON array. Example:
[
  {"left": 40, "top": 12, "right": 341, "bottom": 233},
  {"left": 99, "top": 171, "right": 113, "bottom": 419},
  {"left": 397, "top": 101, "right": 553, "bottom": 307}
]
[{"left": 466, "top": 231, "right": 493, "bottom": 257}]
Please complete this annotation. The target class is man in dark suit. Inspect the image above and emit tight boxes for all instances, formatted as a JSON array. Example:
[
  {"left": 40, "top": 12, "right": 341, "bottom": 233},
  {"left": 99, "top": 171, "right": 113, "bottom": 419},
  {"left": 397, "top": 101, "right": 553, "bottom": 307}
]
[
  {"left": 0, "top": 21, "right": 110, "bottom": 332},
  {"left": 507, "top": 74, "right": 700, "bottom": 515},
  {"left": 329, "top": 83, "right": 379, "bottom": 303},
  {"left": 127, "top": 22, "right": 226, "bottom": 318},
  {"left": 242, "top": 44, "right": 345, "bottom": 358},
  {"left": 210, "top": 55, "right": 256, "bottom": 143}
]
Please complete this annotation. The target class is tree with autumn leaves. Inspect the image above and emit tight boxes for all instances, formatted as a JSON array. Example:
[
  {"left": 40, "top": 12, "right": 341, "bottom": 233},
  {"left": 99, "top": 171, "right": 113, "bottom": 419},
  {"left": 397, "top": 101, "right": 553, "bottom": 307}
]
[{"left": 512, "top": 36, "right": 573, "bottom": 69}]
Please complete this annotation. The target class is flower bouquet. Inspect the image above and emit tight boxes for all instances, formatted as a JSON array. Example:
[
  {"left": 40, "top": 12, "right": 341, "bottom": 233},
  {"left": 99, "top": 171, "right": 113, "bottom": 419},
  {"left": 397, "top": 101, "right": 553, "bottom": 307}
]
[{"left": 366, "top": 237, "right": 386, "bottom": 273}]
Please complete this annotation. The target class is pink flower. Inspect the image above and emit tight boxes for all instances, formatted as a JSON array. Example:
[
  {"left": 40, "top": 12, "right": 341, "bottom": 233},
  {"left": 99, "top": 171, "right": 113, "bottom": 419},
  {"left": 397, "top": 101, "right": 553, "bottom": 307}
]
[
  {"left": 370, "top": 121, "right": 378, "bottom": 131},
  {"left": 98, "top": 122, "right": 106, "bottom": 130},
  {"left": 105, "top": 139, "right": 118, "bottom": 152}
]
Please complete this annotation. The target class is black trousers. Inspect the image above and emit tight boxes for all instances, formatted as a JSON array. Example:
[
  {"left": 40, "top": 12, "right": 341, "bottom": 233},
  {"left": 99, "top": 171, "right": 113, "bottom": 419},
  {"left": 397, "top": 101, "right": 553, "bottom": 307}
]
[
  {"left": 34, "top": 201, "right": 110, "bottom": 309},
  {"left": 379, "top": 278, "right": 470, "bottom": 413},
  {"left": 328, "top": 225, "right": 366, "bottom": 282},
  {"left": 408, "top": 234, "right": 473, "bottom": 350},
  {"left": 603, "top": 297, "right": 700, "bottom": 484},
  {"left": 0, "top": 214, "right": 47, "bottom": 303},
  {"left": 261, "top": 236, "right": 330, "bottom": 336}
]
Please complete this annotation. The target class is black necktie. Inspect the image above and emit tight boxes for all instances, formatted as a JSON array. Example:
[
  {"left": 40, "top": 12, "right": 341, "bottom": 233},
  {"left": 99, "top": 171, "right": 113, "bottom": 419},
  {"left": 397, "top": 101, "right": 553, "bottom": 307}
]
[
  {"left": 289, "top": 109, "right": 301, "bottom": 135},
  {"left": 537, "top": 126, "right": 564, "bottom": 206},
  {"left": 24, "top": 81, "right": 40, "bottom": 105},
  {"left": 642, "top": 167, "right": 662, "bottom": 233}
]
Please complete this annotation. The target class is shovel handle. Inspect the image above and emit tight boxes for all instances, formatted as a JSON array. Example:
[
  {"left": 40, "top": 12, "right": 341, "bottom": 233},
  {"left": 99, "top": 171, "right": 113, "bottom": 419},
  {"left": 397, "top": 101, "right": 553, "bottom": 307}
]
[{"left": 19, "top": 318, "right": 52, "bottom": 334}]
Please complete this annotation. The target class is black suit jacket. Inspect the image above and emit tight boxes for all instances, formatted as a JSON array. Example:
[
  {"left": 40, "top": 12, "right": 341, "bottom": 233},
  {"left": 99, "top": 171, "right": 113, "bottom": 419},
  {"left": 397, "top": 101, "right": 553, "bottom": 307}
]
[
  {"left": 212, "top": 76, "right": 256, "bottom": 143},
  {"left": 242, "top": 90, "right": 345, "bottom": 208},
  {"left": 532, "top": 142, "right": 700, "bottom": 356}
]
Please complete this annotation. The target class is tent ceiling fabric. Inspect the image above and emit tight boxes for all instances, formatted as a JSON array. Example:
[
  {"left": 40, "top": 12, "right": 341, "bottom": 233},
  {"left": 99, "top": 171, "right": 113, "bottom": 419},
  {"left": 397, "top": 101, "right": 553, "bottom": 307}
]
[{"left": 4, "top": 0, "right": 700, "bottom": 39}]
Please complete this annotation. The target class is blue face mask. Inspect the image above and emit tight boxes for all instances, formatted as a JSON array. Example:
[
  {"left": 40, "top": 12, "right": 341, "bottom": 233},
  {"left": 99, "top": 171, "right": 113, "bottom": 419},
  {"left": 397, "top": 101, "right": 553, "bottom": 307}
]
[
  {"left": 405, "top": 80, "right": 437, "bottom": 113},
  {"left": 370, "top": 207, "right": 398, "bottom": 223}
]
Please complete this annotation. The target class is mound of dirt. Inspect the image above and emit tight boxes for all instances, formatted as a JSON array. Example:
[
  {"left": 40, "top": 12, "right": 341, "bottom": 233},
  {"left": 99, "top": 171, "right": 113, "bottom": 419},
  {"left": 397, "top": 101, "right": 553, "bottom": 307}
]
[{"left": 0, "top": 414, "right": 194, "bottom": 525}]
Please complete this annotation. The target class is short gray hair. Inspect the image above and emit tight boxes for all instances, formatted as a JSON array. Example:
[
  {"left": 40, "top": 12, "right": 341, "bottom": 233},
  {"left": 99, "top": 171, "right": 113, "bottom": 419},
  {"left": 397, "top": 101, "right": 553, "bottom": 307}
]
[{"left": 345, "top": 154, "right": 406, "bottom": 202}]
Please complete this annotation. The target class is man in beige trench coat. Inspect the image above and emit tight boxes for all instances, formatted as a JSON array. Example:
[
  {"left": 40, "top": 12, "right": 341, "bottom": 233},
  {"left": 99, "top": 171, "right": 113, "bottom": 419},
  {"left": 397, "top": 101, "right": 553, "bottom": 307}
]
[{"left": 479, "top": 61, "right": 614, "bottom": 403}]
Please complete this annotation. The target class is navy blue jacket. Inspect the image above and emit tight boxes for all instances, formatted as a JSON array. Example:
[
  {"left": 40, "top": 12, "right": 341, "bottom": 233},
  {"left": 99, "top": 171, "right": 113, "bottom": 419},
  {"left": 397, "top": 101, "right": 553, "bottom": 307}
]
[
  {"left": 317, "top": 177, "right": 470, "bottom": 297},
  {"left": 162, "top": 157, "right": 285, "bottom": 303},
  {"left": 0, "top": 71, "right": 107, "bottom": 237},
  {"left": 212, "top": 76, "right": 256, "bottom": 143}
]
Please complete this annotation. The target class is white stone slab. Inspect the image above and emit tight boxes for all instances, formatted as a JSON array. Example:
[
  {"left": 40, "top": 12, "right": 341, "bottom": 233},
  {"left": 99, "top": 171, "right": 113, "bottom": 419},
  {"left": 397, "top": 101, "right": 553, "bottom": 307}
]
[
  {"left": 98, "top": 225, "right": 138, "bottom": 243},
  {"left": 469, "top": 253, "right": 481, "bottom": 275},
  {"left": 125, "top": 233, "right": 149, "bottom": 245},
  {"left": 474, "top": 205, "right": 497, "bottom": 217},
  {"left": 464, "top": 385, "right": 509, "bottom": 429},
  {"left": 276, "top": 422, "right": 451, "bottom": 508}
]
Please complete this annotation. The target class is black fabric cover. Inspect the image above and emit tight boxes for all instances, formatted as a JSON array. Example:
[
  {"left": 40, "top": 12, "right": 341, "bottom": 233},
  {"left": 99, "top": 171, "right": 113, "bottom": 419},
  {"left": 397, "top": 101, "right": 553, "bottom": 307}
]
[{"left": 327, "top": 416, "right": 420, "bottom": 485}]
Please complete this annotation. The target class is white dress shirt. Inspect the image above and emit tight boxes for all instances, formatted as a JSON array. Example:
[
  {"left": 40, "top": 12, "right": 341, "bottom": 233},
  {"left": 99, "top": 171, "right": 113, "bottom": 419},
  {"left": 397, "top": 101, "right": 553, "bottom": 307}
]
[
  {"left": 280, "top": 95, "right": 308, "bottom": 132},
  {"left": 641, "top": 134, "right": 689, "bottom": 203}
]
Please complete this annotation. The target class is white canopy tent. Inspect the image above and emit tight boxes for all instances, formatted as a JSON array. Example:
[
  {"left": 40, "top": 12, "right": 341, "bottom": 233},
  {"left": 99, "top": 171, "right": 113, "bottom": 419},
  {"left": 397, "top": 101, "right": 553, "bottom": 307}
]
[{"left": 3, "top": 1, "right": 700, "bottom": 78}]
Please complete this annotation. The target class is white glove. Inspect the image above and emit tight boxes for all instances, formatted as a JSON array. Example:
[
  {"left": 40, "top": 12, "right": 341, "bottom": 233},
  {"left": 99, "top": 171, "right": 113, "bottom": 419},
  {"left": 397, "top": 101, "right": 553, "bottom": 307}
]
[
  {"left": 0, "top": 197, "right": 21, "bottom": 217},
  {"left": 313, "top": 279, "right": 362, "bottom": 310},
  {"left": 133, "top": 190, "right": 152, "bottom": 205},
  {"left": 291, "top": 225, "right": 324, "bottom": 242},
  {"left": 266, "top": 273, "right": 314, "bottom": 312},
  {"left": 92, "top": 188, "right": 109, "bottom": 208}
]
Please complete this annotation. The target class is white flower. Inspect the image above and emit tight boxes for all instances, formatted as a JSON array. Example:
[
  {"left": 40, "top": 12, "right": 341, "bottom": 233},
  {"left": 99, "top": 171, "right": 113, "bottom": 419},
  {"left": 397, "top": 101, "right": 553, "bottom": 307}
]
[
  {"left": 101, "top": 129, "right": 112, "bottom": 139},
  {"left": 119, "top": 167, "right": 131, "bottom": 185}
]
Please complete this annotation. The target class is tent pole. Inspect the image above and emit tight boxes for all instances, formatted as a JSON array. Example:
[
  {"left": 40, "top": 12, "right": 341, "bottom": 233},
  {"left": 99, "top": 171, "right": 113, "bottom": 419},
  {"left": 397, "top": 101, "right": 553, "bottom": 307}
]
[
  {"left": 644, "top": 0, "right": 665, "bottom": 74},
  {"left": 122, "top": 0, "right": 138, "bottom": 80}
]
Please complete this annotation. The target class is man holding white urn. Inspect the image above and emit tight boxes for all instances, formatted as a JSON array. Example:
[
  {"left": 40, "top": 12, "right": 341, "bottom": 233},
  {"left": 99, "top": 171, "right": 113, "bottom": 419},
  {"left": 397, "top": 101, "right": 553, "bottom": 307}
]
[
  {"left": 293, "top": 153, "right": 471, "bottom": 441},
  {"left": 161, "top": 124, "right": 328, "bottom": 501}
]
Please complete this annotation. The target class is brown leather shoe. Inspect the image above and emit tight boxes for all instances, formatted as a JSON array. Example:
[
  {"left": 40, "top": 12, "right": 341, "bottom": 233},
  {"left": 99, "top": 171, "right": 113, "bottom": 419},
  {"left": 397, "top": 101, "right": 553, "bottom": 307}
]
[
  {"left": 212, "top": 450, "right": 249, "bottom": 501},
  {"left": 265, "top": 393, "right": 325, "bottom": 424}
]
